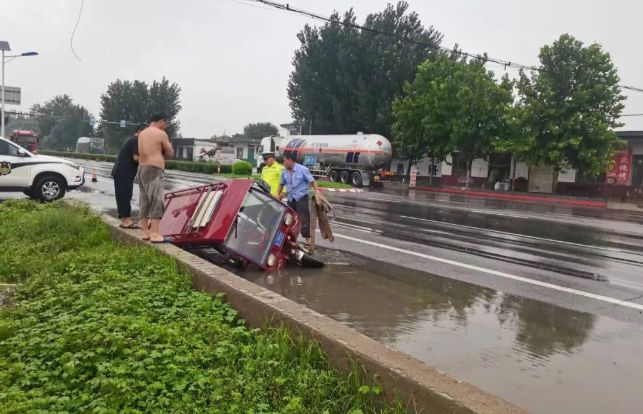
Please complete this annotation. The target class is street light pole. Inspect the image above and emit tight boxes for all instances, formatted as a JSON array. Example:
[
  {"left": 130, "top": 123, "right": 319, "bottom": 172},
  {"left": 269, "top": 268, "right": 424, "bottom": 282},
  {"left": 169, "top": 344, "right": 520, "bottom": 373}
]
[
  {"left": 1, "top": 49, "right": 6, "bottom": 137},
  {"left": 0, "top": 41, "right": 38, "bottom": 137}
]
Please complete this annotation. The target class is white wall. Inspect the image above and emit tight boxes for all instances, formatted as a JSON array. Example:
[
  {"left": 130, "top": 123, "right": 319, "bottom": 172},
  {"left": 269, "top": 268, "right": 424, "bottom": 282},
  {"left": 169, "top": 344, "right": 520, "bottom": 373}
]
[
  {"left": 194, "top": 142, "right": 217, "bottom": 161},
  {"left": 416, "top": 157, "right": 442, "bottom": 177},
  {"left": 391, "top": 158, "right": 408, "bottom": 174},
  {"left": 441, "top": 154, "right": 453, "bottom": 176},
  {"left": 470, "top": 158, "right": 489, "bottom": 178},
  {"left": 558, "top": 168, "right": 577, "bottom": 183},
  {"left": 233, "top": 145, "right": 247, "bottom": 160},
  {"left": 513, "top": 160, "right": 529, "bottom": 179}
]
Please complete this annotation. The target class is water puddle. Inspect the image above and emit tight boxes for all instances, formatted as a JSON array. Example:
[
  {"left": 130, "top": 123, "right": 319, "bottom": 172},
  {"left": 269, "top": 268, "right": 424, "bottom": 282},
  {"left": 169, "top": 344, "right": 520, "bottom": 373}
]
[{"left": 239, "top": 249, "right": 643, "bottom": 414}]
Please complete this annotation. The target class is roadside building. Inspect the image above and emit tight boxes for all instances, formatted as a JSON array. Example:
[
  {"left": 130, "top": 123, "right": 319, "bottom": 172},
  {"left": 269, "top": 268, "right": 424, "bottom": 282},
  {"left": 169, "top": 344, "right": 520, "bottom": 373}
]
[
  {"left": 211, "top": 135, "right": 257, "bottom": 164},
  {"left": 391, "top": 130, "right": 643, "bottom": 201},
  {"left": 173, "top": 138, "right": 217, "bottom": 162}
]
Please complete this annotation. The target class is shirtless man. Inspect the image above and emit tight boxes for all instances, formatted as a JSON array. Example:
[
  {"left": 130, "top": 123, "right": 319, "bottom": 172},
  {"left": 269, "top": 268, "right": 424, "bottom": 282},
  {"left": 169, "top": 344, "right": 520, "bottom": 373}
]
[{"left": 137, "top": 112, "right": 174, "bottom": 242}]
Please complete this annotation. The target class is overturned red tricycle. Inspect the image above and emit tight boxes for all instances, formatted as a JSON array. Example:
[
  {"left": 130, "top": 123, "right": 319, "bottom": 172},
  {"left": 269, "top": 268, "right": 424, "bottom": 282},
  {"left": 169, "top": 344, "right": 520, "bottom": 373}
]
[{"left": 159, "top": 179, "right": 323, "bottom": 271}]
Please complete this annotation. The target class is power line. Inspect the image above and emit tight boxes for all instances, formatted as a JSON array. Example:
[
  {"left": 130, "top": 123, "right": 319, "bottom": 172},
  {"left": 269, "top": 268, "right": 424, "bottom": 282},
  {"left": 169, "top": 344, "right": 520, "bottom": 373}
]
[
  {"left": 70, "top": 0, "right": 85, "bottom": 62},
  {"left": 8, "top": 110, "right": 143, "bottom": 127},
  {"left": 622, "top": 113, "right": 643, "bottom": 117},
  {"left": 242, "top": 0, "right": 643, "bottom": 93}
]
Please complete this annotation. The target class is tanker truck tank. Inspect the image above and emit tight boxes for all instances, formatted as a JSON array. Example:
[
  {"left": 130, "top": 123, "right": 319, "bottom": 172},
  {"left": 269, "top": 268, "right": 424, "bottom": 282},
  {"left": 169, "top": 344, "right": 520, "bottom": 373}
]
[{"left": 257, "top": 134, "right": 393, "bottom": 187}]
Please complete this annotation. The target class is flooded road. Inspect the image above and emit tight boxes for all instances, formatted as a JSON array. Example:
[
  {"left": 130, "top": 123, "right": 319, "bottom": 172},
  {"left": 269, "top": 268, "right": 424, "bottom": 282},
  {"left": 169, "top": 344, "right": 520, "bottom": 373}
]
[
  {"left": 242, "top": 251, "right": 643, "bottom": 414},
  {"left": 5, "top": 158, "right": 643, "bottom": 413}
]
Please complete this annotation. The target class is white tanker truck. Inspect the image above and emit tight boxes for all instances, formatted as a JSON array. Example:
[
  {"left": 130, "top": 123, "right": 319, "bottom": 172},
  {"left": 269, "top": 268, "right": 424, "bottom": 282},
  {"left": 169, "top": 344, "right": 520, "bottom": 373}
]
[{"left": 255, "top": 133, "right": 393, "bottom": 187}]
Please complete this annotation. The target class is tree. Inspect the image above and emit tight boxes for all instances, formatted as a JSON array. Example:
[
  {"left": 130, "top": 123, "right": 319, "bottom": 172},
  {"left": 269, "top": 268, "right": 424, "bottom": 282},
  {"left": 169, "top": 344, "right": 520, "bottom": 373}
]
[
  {"left": 357, "top": 2, "right": 443, "bottom": 137},
  {"left": 50, "top": 105, "right": 94, "bottom": 151},
  {"left": 148, "top": 78, "right": 182, "bottom": 139},
  {"left": 288, "top": 9, "right": 362, "bottom": 134},
  {"left": 392, "top": 55, "right": 458, "bottom": 180},
  {"left": 392, "top": 54, "right": 513, "bottom": 185},
  {"left": 100, "top": 77, "right": 182, "bottom": 152},
  {"left": 5, "top": 117, "right": 40, "bottom": 136},
  {"left": 517, "top": 34, "right": 625, "bottom": 175},
  {"left": 288, "top": 1, "right": 442, "bottom": 136},
  {"left": 243, "top": 122, "right": 278, "bottom": 142},
  {"left": 30, "top": 95, "right": 73, "bottom": 137},
  {"left": 30, "top": 95, "right": 94, "bottom": 151}
]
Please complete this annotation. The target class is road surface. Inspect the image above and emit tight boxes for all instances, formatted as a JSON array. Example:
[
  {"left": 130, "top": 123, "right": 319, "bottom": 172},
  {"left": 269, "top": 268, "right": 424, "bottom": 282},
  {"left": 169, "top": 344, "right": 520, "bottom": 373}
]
[{"left": 6, "top": 158, "right": 643, "bottom": 414}]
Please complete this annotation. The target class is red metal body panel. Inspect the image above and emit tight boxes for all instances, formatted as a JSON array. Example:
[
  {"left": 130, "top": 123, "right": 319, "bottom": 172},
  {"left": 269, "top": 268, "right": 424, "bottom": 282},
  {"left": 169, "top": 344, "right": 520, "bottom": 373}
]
[{"left": 159, "top": 179, "right": 302, "bottom": 271}]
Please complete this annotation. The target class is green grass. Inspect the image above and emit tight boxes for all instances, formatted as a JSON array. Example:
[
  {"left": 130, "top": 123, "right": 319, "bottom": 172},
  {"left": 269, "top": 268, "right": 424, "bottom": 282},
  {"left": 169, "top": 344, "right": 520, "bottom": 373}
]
[
  {"left": 317, "top": 180, "right": 354, "bottom": 189},
  {"left": 0, "top": 201, "right": 404, "bottom": 414}
]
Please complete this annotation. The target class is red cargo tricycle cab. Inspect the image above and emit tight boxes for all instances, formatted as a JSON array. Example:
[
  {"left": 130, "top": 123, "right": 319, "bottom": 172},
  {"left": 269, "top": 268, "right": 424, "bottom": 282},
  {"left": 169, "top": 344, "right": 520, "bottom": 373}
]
[{"left": 159, "top": 179, "right": 320, "bottom": 271}]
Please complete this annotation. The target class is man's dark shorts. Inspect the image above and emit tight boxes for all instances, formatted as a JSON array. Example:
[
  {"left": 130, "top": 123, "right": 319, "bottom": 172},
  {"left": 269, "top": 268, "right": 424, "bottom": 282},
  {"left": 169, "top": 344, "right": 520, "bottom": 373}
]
[
  {"left": 137, "top": 165, "right": 165, "bottom": 219},
  {"left": 288, "top": 195, "right": 311, "bottom": 239}
]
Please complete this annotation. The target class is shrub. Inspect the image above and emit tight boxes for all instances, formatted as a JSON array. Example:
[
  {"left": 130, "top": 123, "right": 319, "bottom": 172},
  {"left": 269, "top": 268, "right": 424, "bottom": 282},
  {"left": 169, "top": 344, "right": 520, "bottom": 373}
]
[{"left": 231, "top": 160, "right": 253, "bottom": 176}]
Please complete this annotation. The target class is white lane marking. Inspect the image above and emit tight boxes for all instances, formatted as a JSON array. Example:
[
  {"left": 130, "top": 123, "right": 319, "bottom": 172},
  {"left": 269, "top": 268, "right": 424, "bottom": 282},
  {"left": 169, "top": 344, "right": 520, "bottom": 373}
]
[
  {"left": 333, "top": 222, "right": 381, "bottom": 234},
  {"left": 470, "top": 209, "right": 530, "bottom": 219},
  {"left": 399, "top": 215, "right": 633, "bottom": 255},
  {"left": 333, "top": 232, "right": 643, "bottom": 311}
]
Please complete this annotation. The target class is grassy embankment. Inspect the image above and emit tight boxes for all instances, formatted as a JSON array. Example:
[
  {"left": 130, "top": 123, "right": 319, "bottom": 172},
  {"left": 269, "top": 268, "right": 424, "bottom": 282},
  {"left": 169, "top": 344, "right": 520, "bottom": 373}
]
[{"left": 0, "top": 201, "right": 403, "bottom": 413}]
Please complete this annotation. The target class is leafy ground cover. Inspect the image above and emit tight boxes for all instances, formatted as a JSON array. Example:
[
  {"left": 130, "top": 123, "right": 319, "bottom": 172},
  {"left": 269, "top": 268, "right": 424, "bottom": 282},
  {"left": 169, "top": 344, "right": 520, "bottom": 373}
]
[{"left": 0, "top": 201, "right": 404, "bottom": 414}]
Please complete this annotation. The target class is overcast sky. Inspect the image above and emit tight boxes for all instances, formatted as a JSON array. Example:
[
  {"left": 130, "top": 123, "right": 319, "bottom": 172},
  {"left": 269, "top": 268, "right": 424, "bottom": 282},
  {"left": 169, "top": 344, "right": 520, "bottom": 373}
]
[{"left": 3, "top": 0, "right": 643, "bottom": 137}]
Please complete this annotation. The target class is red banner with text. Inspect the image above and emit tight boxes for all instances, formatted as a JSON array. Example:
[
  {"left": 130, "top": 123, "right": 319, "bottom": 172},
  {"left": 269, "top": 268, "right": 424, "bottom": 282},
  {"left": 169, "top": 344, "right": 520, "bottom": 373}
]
[{"left": 606, "top": 147, "right": 633, "bottom": 186}]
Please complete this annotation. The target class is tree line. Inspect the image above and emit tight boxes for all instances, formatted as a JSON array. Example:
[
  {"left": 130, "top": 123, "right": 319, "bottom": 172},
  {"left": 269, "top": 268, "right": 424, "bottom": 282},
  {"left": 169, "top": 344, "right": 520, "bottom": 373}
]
[
  {"left": 288, "top": 1, "right": 625, "bottom": 178},
  {"left": 5, "top": 77, "right": 182, "bottom": 153},
  {"left": 8, "top": 81, "right": 280, "bottom": 155}
]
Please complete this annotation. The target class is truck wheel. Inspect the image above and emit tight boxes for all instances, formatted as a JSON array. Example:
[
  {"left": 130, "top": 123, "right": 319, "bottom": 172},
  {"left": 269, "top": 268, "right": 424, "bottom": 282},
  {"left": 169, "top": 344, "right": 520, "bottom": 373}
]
[
  {"left": 351, "top": 171, "right": 363, "bottom": 187},
  {"left": 340, "top": 170, "right": 350, "bottom": 184},
  {"left": 329, "top": 170, "right": 339, "bottom": 182},
  {"left": 34, "top": 175, "right": 66, "bottom": 202}
]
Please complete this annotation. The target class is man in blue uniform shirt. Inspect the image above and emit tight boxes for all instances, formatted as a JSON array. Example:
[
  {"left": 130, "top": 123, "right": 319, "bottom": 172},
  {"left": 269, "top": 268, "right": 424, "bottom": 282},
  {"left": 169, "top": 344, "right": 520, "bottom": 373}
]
[{"left": 276, "top": 154, "right": 320, "bottom": 247}]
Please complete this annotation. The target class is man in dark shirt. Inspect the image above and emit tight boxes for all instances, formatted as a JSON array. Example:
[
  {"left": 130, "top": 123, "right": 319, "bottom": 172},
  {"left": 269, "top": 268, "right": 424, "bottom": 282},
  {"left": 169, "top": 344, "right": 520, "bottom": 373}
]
[{"left": 112, "top": 124, "right": 145, "bottom": 228}]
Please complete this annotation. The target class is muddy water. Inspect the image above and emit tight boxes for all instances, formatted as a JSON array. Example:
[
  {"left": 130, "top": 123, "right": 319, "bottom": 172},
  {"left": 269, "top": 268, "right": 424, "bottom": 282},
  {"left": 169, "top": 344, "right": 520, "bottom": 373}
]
[{"left": 241, "top": 249, "right": 643, "bottom": 414}]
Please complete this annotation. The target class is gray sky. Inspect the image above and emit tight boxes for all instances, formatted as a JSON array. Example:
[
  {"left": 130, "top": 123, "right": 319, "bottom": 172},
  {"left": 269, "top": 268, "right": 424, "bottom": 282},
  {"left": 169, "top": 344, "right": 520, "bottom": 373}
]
[{"left": 3, "top": 0, "right": 643, "bottom": 137}]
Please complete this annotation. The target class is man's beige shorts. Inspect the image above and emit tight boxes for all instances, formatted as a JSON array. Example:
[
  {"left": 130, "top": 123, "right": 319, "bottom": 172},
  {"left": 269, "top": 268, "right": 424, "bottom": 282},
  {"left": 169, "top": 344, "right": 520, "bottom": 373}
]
[{"left": 137, "top": 165, "right": 165, "bottom": 219}]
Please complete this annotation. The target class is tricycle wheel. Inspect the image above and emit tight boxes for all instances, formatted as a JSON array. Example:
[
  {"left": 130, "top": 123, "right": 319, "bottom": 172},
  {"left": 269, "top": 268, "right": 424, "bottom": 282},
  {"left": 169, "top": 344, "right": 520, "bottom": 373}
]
[{"left": 300, "top": 253, "right": 324, "bottom": 268}]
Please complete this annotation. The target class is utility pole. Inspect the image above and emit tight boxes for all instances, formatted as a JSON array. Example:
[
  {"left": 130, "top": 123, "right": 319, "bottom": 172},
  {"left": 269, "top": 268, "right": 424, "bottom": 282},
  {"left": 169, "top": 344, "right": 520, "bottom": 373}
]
[{"left": 0, "top": 41, "right": 38, "bottom": 137}]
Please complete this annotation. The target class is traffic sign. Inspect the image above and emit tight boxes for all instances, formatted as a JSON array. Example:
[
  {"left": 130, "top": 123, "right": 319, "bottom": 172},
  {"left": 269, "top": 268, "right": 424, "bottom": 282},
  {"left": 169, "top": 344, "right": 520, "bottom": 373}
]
[
  {"left": 1, "top": 86, "right": 21, "bottom": 105},
  {"left": 119, "top": 120, "right": 126, "bottom": 128}
]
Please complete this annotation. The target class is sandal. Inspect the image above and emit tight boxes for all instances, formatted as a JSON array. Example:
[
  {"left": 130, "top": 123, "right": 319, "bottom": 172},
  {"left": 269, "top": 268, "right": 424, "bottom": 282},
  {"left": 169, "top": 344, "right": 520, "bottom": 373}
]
[
  {"left": 150, "top": 237, "right": 173, "bottom": 244},
  {"left": 119, "top": 223, "right": 142, "bottom": 229}
]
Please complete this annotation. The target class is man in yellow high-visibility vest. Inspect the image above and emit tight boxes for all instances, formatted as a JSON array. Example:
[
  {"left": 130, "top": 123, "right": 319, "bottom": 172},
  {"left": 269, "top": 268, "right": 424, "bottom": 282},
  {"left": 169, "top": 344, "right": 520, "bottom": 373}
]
[{"left": 260, "top": 152, "right": 284, "bottom": 198}]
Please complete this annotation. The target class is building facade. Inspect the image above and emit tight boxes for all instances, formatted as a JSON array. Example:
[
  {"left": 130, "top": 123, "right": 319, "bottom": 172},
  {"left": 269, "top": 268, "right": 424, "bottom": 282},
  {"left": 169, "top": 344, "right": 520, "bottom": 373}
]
[{"left": 391, "top": 130, "right": 643, "bottom": 200}]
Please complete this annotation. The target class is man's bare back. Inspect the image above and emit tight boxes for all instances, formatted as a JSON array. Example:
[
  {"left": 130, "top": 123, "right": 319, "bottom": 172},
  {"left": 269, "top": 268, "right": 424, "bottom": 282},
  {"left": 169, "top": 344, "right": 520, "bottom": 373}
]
[{"left": 138, "top": 126, "right": 174, "bottom": 169}]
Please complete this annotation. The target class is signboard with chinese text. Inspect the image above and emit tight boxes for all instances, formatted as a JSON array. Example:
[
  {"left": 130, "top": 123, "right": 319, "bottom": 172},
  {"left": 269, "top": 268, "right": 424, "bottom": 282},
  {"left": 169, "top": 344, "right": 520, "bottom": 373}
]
[{"left": 606, "top": 147, "right": 633, "bottom": 186}]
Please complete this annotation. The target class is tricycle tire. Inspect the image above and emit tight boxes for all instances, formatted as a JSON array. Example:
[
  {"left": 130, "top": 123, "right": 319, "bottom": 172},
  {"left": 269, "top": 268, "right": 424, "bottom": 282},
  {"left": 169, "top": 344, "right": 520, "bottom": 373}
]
[{"left": 300, "top": 253, "right": 324, "bottom": 268}]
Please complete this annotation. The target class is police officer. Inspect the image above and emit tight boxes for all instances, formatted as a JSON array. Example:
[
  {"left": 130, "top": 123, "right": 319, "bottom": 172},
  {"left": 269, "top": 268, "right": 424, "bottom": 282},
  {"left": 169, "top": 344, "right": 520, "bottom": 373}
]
[{"left": 260, "top": 152, "right": 284, "bottom": 198}]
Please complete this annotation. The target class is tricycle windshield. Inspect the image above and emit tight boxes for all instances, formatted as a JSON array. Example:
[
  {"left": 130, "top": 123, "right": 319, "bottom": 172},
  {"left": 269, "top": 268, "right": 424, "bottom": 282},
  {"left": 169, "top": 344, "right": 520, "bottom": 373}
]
[{"left": 224, "top": 188, "right": 286, "bottom": 265}]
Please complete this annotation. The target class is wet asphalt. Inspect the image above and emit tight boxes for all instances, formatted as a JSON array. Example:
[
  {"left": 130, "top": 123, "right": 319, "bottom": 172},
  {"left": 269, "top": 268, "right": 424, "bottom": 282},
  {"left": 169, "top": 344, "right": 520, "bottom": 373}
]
[{"left": 5, "top": 158, "right": 643, "bottom": 414}]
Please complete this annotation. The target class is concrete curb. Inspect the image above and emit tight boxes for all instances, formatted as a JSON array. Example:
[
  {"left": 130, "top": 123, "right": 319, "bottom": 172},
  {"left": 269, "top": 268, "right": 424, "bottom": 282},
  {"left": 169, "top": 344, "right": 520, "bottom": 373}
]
[{"left": 100, "top": 213, "right": 528, "bottom": 414}]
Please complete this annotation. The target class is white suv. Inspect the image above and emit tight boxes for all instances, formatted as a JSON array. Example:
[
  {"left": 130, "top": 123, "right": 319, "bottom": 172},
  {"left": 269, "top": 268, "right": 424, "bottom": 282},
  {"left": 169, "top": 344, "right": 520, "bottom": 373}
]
[{"left": 0, "top": 136, "right": 85, "bottom": 202}]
